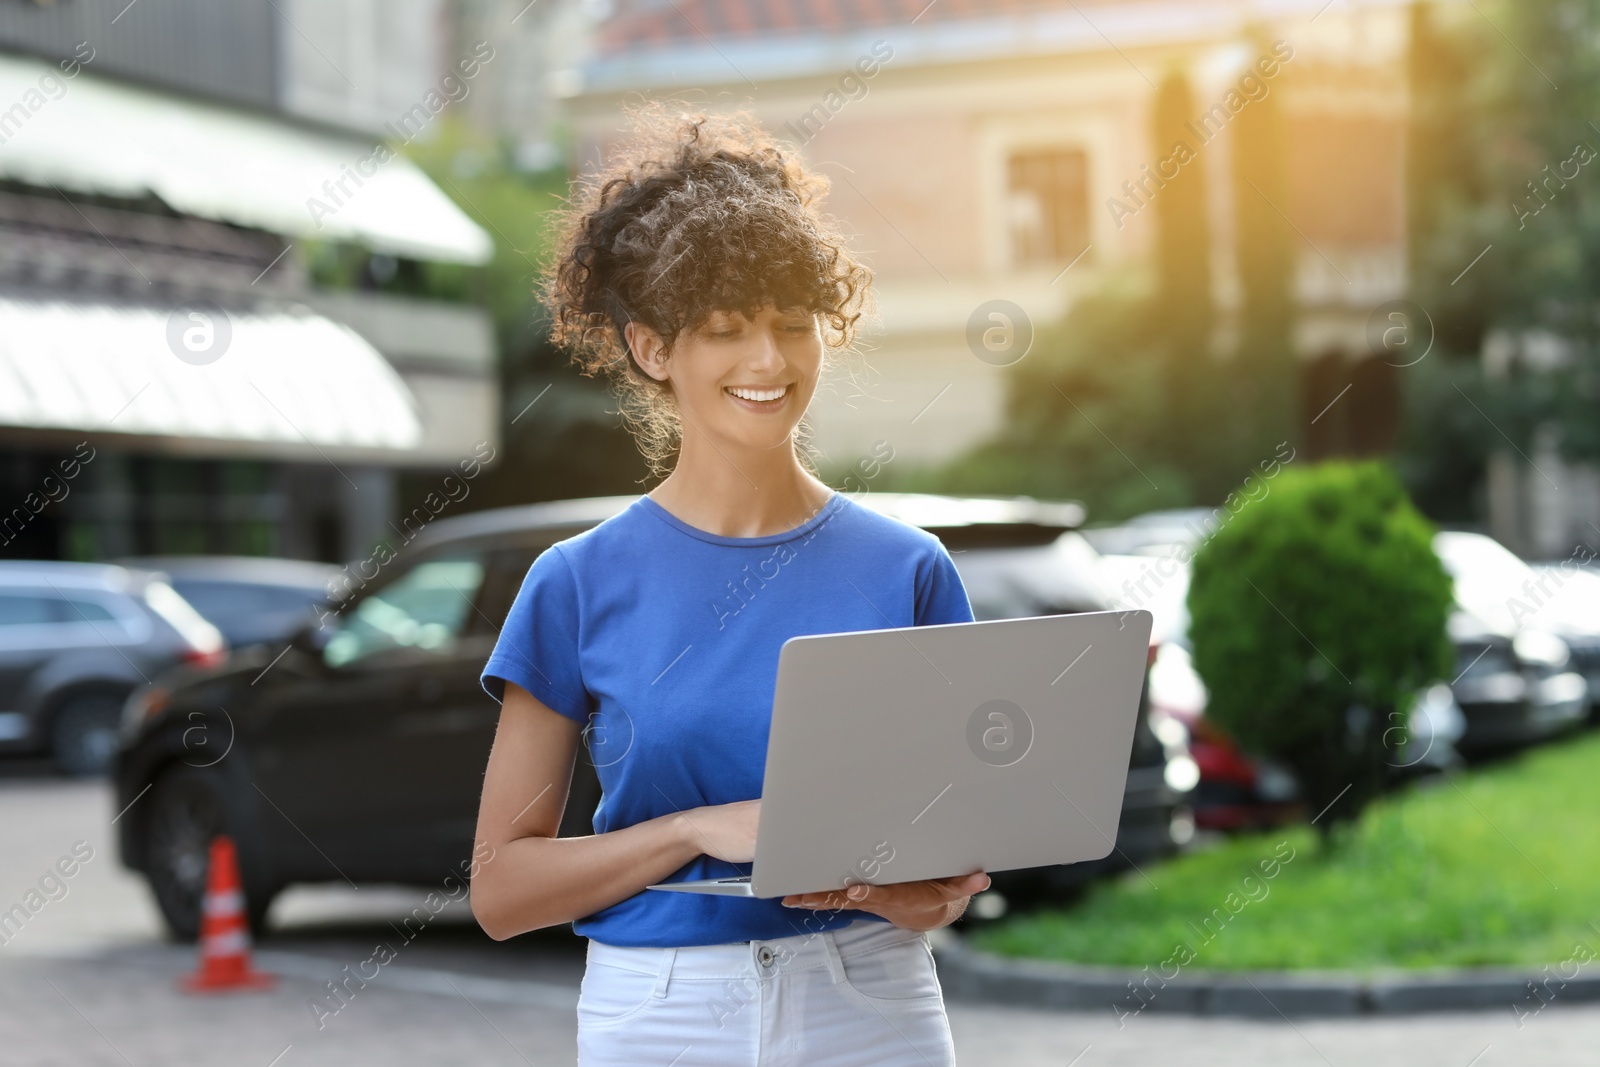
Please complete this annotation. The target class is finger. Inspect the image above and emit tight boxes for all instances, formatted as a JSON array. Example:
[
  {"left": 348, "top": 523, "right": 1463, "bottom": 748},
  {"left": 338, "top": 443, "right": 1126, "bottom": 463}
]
[
  {"left": 936, "top": 871, "right": 990, "bottom": 893},
  {"left": 917, "top": 874, "right": 986, "bottom": 902},
  {"left": 783, "top": 891, "right": 856, "bottom": 910},
  {"left": 806, "top": 883, "right": 875, "bottom": 909}
]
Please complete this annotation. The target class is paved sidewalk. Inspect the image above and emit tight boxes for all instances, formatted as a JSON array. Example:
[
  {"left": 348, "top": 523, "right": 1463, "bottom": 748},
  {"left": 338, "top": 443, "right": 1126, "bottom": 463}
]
[
  {"left": 7, "top": 947, "right": 1600, "bottom": 1066},
  {"left": 4, "top": 949, "right": 572, "bottom": 1067}
]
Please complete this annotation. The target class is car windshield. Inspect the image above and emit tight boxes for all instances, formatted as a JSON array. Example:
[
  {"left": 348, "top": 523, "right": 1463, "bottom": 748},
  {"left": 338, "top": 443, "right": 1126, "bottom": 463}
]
[
  {"left": 1099, "top": 552, "right": 1192, "bottom": 647},
  {"left": 1534, "top": 567, "right": 1600, "bottom": 631},
  {"left": 1434, "top": 532, "right": 1538, "bottom": 630},
  {"left": 323, "top": 557, "right": 485, "bottom": 667}
]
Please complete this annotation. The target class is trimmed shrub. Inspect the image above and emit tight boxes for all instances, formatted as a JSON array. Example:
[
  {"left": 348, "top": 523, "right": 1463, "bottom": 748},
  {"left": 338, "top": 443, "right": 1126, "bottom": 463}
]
[{"left": 1187, "top": 461, "right": 1454, "bottom": 836}]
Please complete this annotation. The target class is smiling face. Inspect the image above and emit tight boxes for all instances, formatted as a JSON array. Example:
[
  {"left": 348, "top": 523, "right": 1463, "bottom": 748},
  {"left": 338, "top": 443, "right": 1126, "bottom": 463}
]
[{"left": 627, "top": 305, "right": 823, "bottom": 454}]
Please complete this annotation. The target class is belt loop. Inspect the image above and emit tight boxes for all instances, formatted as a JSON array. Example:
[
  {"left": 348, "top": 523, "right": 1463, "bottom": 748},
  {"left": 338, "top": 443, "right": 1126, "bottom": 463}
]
[
  {"left": 652, "top": 947, "right": 677, "bottom": 998},
  {"left": 821, "top": 929, "right": 847, "bottom": 985}
]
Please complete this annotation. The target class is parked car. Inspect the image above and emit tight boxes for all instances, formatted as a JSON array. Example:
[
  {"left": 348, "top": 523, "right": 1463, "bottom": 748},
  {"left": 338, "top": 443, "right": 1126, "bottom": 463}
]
[
  {"left": 1529, "top": 563, "right": 1600, "bottom": 723},
  {"left": 1080, "top": 508, "right": 1219, "bottom": 560},
  {"left": 0, "top": 562, "right": 225, "bottom": 775},
  {"left": 1433, "top": 532, "right": 1590, "bottom": 750},
  {"left": 1092, "top": 513, "right": 1585, "bottom": 766},
  {"left": 118, "top": 556, "right": 340, "bottom": 649},
  {"left": 1529, "top": 563, "right": 1600, "bottom": 721},
  {"left": 114, "top": 494, "right": 1197, "bottom": 938}
]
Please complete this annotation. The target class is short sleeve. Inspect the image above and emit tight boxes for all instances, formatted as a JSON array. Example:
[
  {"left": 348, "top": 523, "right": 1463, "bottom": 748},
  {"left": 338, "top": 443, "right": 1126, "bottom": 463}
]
[
  {"left": 915, "top": 544, "right": 975, "bottom": 626},
  {"left": 480, "top": 546, "right": 595, "bottom": 722}
]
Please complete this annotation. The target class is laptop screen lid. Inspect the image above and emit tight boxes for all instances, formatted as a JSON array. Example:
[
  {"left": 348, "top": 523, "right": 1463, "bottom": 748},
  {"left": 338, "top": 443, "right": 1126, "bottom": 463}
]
[{"left": 749, "top": 609, "right": 1153, "bottom": 899}]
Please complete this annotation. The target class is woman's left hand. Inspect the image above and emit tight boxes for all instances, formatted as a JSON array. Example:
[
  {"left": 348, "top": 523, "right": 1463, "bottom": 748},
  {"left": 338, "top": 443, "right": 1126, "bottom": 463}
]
[{"left": 781, "top": 871, "right": 991, "bottom": 932}]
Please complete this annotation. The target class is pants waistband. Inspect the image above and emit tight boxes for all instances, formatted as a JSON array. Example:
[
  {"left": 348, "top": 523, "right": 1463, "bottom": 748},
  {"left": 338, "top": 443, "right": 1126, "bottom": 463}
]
[{"left": 585, "top": 919, "right": 925, "bottom": 984}]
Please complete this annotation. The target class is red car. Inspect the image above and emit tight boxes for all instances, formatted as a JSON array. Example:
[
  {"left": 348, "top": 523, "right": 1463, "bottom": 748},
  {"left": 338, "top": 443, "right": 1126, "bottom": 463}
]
[{"left": 1149, "top": 668, "right": 1302, "bottom": 832}]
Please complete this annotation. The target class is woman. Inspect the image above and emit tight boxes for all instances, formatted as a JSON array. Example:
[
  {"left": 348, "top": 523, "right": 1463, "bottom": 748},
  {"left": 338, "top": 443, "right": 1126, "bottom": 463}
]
[{"left": 471, "top": 106, "right": 988, "bottom": 1067}]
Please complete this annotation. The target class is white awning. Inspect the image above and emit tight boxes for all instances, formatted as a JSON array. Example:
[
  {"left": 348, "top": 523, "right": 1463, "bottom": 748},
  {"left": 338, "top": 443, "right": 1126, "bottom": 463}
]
[
  {"left": 0, "top": 295, "right": 423, "bottom": 457},
  {"left": 0, "top": 53, "right": 493, "bottom": 266}
]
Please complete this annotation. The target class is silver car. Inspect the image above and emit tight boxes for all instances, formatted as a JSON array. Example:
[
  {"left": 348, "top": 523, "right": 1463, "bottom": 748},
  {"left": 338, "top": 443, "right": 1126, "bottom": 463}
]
[
  {"left": 0, "top": 562, "right": 224, "bottom": 774},
  {"left": 1434, "top": 533, "right": 1591, "bottom": 749}
]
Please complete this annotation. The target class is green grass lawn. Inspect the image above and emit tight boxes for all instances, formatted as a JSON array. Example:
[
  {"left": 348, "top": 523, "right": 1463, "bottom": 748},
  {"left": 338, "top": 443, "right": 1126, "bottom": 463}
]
[{"left": 973, "top": 730, "right": 1600, "bottom": 971}]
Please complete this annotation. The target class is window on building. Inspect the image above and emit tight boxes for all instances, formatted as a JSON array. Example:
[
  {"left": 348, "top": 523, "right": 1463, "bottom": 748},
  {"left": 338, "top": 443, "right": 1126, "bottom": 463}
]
[{"left": 1007, "top": 148, "right": 1090, "bottom": 268}]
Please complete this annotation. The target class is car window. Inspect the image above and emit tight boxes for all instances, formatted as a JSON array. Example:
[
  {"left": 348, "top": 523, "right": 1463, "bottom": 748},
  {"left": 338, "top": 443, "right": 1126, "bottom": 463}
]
[
  {"left": 63, "top": 598, "right": 118, "bottom": 622},
  {"left": 0, "top": 593, "right": 62, "bottom": 626},
  {"left": 322, "top": 555, "right": 487, "bottom": 668},
  {"left": 0, "top": 590, "right": 150, "bottom": 649}
]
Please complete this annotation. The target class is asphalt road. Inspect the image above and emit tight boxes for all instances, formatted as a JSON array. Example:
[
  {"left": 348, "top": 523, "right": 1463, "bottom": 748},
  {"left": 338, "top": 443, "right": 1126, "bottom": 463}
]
[{"left": 2, "top": 770, "right": 1595, "bottom": 1066}]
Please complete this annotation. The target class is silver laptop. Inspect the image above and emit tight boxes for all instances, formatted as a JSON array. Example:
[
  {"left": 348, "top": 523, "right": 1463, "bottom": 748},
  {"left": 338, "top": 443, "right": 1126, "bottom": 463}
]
[{"left": 648, "top": 609, "right": 1153, "bottom": 898}]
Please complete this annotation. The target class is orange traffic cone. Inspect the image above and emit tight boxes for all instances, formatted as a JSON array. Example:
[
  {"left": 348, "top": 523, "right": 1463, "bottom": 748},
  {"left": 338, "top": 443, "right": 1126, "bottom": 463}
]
[{"left": 180, "top": 836, "right": 274, "bottom": 993}]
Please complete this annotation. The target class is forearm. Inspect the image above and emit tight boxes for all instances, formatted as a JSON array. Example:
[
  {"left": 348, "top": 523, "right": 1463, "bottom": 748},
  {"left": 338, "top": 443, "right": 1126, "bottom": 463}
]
[{"left": 472, "top": 811, "right": 701, "bottom": 939}]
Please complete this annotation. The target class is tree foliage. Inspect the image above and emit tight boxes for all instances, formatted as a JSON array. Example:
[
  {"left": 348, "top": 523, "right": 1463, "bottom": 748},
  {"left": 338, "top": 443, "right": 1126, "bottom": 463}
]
[
  {"left": 1229, "top": 33, "right": 1296, "bottom": 457},
  {"left": 403, "top": 121, "right": 649, "bottom": 505},
  {"left": 1153, "top": 68, "right": 1213, "bottom": 440},
  {"left": 893, "top": 277, "right": 1195, "bottom": 518},
  {"left": 1407, "top": 1, "right": 1600, "bottom": 465}
]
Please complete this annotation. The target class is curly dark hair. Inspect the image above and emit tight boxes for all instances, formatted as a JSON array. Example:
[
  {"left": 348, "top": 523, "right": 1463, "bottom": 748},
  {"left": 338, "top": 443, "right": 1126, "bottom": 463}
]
[{"left": 546, "top": 104, "right": 872, "bottom": 474}]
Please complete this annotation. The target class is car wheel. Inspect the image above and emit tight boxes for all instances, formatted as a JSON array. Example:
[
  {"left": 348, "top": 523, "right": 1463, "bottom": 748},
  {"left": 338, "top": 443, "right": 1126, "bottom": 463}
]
[
  {"left": 145, "top": 766, "right": 275, "bottom": 941},
  {"left": 51, "top": 693, "right": 125, "bottom": 777}
]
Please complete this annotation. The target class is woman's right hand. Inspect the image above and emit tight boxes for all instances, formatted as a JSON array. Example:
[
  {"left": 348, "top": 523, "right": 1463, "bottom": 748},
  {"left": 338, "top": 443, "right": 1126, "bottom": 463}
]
[{"left": 676, "top": 799, "right": 761, "bottom": 864}]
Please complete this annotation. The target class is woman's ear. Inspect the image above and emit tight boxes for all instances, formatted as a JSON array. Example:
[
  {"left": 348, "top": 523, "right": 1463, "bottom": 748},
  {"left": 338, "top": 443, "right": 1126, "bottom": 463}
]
[{"left": 624, "top": 321, "right": 671, "bottom": 382}]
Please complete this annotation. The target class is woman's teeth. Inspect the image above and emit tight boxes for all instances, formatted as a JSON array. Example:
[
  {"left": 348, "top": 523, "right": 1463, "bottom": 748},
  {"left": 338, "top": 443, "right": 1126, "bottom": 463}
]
[{"left": 726, "top": 385, "right": 788, "bottom": 402}]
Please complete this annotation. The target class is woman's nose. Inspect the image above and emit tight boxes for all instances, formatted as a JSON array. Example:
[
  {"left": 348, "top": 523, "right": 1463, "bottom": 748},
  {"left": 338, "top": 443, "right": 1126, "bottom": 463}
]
[{"left": 748, "top": 328, "right": 785, "bottom": 370}]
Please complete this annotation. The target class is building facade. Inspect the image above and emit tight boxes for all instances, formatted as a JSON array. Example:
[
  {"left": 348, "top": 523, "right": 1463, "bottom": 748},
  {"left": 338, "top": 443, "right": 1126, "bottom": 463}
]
[
  {"left": 567, "top": 0, "right": 1414, "bottom": 473},
  {"left": 0, "top": 0, "right": 498, "bottom": 564}
]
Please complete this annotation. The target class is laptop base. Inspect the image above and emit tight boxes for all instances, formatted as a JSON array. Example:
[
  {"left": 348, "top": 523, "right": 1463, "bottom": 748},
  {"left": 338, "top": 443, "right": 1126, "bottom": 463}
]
[{"left": 646, "top": 876, "right": 758, "bottom": 897}]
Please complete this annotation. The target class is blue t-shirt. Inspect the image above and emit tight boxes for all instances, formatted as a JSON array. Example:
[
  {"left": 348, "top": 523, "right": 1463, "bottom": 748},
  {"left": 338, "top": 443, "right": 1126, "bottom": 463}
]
[{"left": 480, "top": 491, "right": 974, "bottom": 947}]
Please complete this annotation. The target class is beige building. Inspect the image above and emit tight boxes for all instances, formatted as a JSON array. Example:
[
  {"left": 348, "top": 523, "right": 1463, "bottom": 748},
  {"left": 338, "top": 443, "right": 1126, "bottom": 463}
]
[{"left": 567, "top": 0, "right": 1415, "bottom": 471}]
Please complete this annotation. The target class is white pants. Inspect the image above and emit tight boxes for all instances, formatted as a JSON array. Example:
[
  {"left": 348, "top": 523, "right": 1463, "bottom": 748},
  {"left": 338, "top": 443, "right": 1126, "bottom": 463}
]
[{"left": 576, "top": 919, "right": 957, "bottom": 1066}]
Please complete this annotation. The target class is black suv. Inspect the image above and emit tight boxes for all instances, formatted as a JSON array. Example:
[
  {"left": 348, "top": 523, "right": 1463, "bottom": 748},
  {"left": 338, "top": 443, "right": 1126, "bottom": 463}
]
[{"left": 114, "top": 494, "right": 1193, "bottom": 938}]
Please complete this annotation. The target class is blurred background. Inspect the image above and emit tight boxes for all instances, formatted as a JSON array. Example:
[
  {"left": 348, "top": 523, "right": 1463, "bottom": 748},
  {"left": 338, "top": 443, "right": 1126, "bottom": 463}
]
[
  {"left": 2, "top": 1, "right": 1600, "bottom": 1064},
  {"left": 0, "top": 0, "right": 1597, "bottom": 555}
]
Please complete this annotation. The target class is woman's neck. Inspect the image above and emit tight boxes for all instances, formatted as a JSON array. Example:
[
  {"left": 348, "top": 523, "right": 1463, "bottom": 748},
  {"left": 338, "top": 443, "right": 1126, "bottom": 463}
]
[{"left": 648, "top": 435, "right": 833, "bottom": 539}]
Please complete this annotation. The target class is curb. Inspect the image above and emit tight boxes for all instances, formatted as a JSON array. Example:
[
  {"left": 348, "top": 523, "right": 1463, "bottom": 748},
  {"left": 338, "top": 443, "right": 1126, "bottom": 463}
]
[{"left": 932, "top": 937, "right": 1600, "bottom": 1019}]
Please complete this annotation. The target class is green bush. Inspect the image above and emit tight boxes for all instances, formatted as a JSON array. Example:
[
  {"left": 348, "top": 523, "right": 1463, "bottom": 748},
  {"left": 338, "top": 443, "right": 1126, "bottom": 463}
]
[{"left": 1187, "top": 461, "right": 1454, "bottom": 835}]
